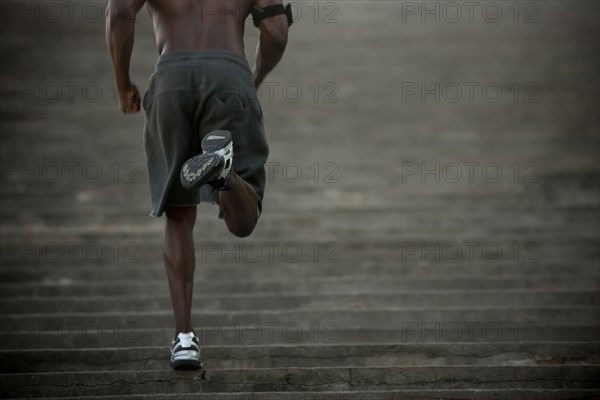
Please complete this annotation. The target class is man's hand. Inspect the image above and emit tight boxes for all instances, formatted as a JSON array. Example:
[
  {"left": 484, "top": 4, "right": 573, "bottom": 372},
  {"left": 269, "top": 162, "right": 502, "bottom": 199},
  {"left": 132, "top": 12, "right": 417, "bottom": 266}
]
[{"left": 118, "top": 84, "right": 141, "bottom": 114}]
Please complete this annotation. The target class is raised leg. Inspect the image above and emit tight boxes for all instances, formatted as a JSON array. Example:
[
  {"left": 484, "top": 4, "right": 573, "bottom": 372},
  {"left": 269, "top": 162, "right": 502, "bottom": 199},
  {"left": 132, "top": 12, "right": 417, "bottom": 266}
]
[{"left": 219, "top": 171, "right": 259, "bottom": 238}]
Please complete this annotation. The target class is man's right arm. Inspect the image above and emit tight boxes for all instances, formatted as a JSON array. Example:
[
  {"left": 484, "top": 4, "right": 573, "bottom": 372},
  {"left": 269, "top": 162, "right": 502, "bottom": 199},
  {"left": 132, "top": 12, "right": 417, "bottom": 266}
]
[
  {"left": 105, "top": 0, "right": 146, "bottom": 113},
  {"left": 253, "top": 0, "right": 290, "bottom": 88}
]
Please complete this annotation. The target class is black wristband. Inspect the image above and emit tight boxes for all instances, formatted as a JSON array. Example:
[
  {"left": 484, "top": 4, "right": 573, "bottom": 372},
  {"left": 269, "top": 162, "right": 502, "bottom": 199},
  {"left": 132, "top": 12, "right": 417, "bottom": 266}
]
[{"left": 252, "top": 4, "right": 293, "bottom": 28}]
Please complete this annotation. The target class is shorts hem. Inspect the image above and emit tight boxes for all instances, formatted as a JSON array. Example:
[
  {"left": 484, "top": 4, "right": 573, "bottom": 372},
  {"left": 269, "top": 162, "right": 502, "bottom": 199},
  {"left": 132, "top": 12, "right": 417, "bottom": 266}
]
[{"left": 149, "top": 199, "right": 219, "bottom": 218}]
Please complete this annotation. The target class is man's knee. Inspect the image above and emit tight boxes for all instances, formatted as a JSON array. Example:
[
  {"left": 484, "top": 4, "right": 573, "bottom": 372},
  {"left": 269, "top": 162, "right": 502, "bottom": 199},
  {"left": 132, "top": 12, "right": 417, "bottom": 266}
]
[{"left": 228, "top": 219, "right": 257, "bottom": 238}]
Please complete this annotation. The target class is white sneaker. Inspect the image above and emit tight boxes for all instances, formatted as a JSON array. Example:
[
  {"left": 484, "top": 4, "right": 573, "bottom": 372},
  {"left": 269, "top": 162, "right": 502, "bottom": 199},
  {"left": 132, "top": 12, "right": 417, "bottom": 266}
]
[{"left": 170, "top": 332, "right": 203, "bottom": 370}]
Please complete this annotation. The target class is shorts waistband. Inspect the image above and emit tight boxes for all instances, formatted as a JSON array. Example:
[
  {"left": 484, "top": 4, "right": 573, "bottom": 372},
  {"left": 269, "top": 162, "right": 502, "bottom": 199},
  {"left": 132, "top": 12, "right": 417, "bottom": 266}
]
[{"left": 155, "top": 51, "right": 251, "bottom": 72}]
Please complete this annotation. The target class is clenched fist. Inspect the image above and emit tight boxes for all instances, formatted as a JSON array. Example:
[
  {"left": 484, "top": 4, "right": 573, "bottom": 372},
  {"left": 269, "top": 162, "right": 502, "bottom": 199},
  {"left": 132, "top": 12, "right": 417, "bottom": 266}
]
[{"left": 118, "top": 84, "right": 141, "bottom": 114}]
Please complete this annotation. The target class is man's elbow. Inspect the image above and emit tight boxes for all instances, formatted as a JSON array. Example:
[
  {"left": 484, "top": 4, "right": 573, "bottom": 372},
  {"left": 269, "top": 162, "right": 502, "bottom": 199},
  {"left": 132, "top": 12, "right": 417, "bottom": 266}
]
[
  {"left": 269, "top": 30, "right": 288, "bottom": 53},
  {"left": 261, "top": 20, "right": 289, "bottom": 51},
  {"left": 275, "top": 30, "right": 288, "bottom": 50}
]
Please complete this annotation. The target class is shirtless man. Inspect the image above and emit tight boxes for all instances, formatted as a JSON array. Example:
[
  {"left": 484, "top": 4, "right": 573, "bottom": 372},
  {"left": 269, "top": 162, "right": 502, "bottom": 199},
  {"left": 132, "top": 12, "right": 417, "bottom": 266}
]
[{"left": 106, "top": 0, "right": 290, "bottom": 369}]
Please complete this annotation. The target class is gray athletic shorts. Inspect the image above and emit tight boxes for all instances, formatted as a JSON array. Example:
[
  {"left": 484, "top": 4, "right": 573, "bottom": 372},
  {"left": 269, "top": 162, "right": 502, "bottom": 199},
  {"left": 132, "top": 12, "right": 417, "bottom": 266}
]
[{"left": 142, "top": 51, "right": 269, "bottom": 218}]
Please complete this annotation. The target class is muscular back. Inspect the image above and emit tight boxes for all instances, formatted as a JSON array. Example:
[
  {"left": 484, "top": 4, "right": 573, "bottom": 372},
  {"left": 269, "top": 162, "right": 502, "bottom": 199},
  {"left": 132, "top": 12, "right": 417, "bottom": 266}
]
[
  {"left": 146, "top": 0, "right": 255, "bottom": 56},
  {"left": 106, "top": 0, "right": 288, "bottom": 112}
]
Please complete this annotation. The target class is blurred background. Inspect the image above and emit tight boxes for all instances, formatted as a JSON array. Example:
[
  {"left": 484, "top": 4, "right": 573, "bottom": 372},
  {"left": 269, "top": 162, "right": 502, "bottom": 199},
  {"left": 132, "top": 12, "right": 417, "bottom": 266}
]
[{"left": 1, "top": 0, "right": 599, "bottom": 398}]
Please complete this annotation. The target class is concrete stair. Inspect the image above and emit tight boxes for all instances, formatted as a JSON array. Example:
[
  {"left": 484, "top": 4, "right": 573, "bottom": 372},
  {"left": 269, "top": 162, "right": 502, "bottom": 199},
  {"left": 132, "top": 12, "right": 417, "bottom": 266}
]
[
  {"left": 1, "top": 249, "right": 599, "bottom": 398},
  {"left": 2, "top": 366, "right": 600, "bottom": 398},
  {"left": 2, "top": 343, "right": 599, "bottom": 373}
]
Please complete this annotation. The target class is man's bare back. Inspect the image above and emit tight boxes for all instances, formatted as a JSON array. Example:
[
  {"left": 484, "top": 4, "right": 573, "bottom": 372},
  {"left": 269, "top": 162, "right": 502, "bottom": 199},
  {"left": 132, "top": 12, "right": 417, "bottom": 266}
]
[
  {"left": 146, "top": 0, "right": 254, "bottom": 56},
  {"left": 106, "top": 0, "right": 288, "bottom": 113}
]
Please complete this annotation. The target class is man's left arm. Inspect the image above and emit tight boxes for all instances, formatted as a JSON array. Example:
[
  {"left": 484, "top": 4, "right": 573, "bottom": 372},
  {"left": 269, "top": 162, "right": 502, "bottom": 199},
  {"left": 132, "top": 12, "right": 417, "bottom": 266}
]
[{"left": 105, "top": 0, "right": 146, "bottom": 114}]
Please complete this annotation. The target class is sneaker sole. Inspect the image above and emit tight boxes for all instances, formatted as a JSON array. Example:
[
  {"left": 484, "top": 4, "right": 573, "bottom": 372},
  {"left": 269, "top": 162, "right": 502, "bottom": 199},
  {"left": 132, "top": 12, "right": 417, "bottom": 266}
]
[
  {"left": 180, "top": 153, "right": 223, "bottom": 191},
  {"left": 170, "top": 359, "right": 203, "bottom": 370}
]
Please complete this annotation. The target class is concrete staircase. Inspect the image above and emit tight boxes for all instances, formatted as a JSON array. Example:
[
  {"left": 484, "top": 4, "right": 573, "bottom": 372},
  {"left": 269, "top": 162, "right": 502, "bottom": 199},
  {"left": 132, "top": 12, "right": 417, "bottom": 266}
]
[
  {"left": 1, "top": 236, "right": 599, "bottom": 398},
  {"left": 1, "top": 0, "right": 599, "bottom": 398}
]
